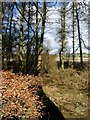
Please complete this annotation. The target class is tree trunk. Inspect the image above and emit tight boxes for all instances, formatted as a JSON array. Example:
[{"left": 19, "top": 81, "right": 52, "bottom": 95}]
[
  {"left": 37, "top": 1, "right": 46, "bottom": 74},
  {"left": 35, "top": 1, "right": 39, "bottom": 74},
  {"left": 0, "top": 4, "right": 4, "bottom": 117},
  {"left": 0, "top": 7, "right": 2, "bottom": 71},
  {"left": 76, "top": 3, "right": 83, "bottom": 67},
  {"left": 59, "top": 50, "right": 62, "bottom": 68},
  {"left": 61, "top": 1, "right": 66, "bottom": 69},
  {"left": 72, "top": 2, "right": 75, "bottom": 67},
  {"left": 26, "top": 2, "right": 31, "bottom": 73},
  {"left": 7, "top": 6, "right": 14, "bottom": 63},
  {"left": 18, "top": 3, "right": 25, "bottom": 72},
  {"left": 0, "top": 3, "right": 4, "bottom": 70}
]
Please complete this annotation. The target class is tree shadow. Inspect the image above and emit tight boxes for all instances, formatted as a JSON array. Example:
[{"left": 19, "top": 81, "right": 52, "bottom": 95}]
[
  {"left": 57, "top": 61, "right": 89, "bottom": 71},
  {"left": 35, "top": 86, "right": 66, "bottom": 120}
]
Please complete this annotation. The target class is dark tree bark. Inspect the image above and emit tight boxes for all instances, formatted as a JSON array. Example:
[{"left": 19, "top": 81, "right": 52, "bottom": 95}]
[
  {"left": 37, "top": 1, "right": 47, "bottom": 74},
  {"left": 72, "top": 2, "right": 75, "bottom": 67},
  {"left": 35, "top": 1, "right": 39, "bottom": 74},
  {"left": 61, "top": 1, "right": 66, "bottom": 69},
  {"left": 76, "top": 3, "right": 83, "bottom": 67},
  {"left": 26, "top": 2, "right": 31, "bottom": 73},
  {"left": 7, "top": 5, "right": 14, "bottom": 63},
  {"left": 59, "top": 50, "right": 62, "bottom": 68},
  {"left": 0, "top": 2, "right": 4, "bottom": 70}
]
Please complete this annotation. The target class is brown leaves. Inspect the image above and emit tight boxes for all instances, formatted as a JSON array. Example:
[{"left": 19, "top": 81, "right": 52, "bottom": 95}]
[{"left": 1, "top": 71, "right": 43, "bottom": 119}]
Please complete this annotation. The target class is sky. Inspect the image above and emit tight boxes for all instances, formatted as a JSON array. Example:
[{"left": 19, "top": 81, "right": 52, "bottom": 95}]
[
  {"left": 43, "top": 1, "right": 89, "bottom": 54},
  {"left": 4, "top": 1, "right": 89, "bottom": 54}
]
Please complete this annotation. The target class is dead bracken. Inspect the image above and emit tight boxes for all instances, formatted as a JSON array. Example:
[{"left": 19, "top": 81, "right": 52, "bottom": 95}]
[{"left": 1, "top": 71, "right": 44, "bottom": 119}]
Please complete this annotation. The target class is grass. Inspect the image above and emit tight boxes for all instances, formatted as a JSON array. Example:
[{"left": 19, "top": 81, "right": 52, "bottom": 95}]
[{"left": 38, "top": 68, "right": 89, "bottom": 119}]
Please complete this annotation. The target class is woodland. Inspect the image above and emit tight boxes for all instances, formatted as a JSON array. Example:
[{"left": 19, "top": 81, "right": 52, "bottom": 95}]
[{"left": 0, "top": 1, "right": 89, "bottom": 120}]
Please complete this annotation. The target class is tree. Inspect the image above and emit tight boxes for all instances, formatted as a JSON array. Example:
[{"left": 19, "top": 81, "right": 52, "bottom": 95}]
[
  {"left": 0, "top": 2, "right": 4, "bottom": 70},
  {"left": 35, "top": 1, "right": 39, "bottom": 74},
  {"left": 26, "top": 2, "right": 31, "bottom": 73},
  {"left": 76, "top": 3, "right": 83, "bottom": 67},
  {"left": 61, "top": 1, "right": 66, "bottom": 69},
  {"left": 7, "top": 5, "right": 14, "bottom": 63},
  {"left": 37, "top": 1, "right": 47, "bottom": 74},
  {"left": 72, "top": 2, "right": 75, "bottom": 67},
  {"left": 18, "top": 3, "right": 25, "bottom": 72}
]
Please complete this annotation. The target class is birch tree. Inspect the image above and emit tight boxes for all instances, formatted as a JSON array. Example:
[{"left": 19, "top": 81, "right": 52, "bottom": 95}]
[{"left": 18, "top": 3, "right": 25, "bottom": 71}]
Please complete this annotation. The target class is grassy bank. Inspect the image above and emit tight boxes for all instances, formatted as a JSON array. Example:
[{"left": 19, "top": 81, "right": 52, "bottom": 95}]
[{"left": 38, "top": 68, "right": 89, "bottom": 118}]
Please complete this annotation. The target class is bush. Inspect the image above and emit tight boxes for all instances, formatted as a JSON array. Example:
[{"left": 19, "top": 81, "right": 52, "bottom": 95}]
[{"left": 41, "top": 53, "right": 58, "bottom": 74}]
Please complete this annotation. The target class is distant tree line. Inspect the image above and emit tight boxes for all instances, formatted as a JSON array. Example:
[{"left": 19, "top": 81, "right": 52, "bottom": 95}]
[{"left": 57, "top": 1, "right": 88, "bottom": 69}]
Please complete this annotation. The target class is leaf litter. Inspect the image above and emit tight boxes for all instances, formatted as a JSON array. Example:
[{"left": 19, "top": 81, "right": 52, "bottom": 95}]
[{"left": 1, "top": 71, "right": 45, "bottom": 119}]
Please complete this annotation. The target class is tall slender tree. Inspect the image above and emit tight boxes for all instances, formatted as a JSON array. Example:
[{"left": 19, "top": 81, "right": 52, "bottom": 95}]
[
  {"left": 76, "top": 3, "right": 83, "bottom": 67},
  {"left": 26, "top": 2, "right": 31, "bottom": 73},
  {"left": 35, "top": 1, "right": 39, "bottom": 74},
  {"left": 0, "top": 4, "right": 4, "bottom": 116},
  {"left": 37, "top": 1, "right": 47, "bottom": 74},
  {"left": 7, "top": 5, "right": 14, "bottom": 63},
  {"left": 0, "top": 2, "right": 4, "bottom": 70},
  {"left": 18, "top": 3, "right": 25, "bottom": 71},
  {"left": 72, "top": 2, "right": 75, "bottom": 67},
  {"left": 61, "top": 1, "right": 66, "bottom": 69}
]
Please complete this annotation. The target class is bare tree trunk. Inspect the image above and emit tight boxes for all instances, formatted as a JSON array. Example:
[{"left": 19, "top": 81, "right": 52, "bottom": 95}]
[
  {"left": 0, "top": 3, "right": 4, "bottom": 118},
  {"left": 72, "top": 2, "right": 75, "bottom": 67},
  {"left": 59, "top": 50, "right": 62, "bottom": 68},
  {"left": 0, "top": 2, "right": 4, "bottom": 71},
  {"left": 37, "top": 1, "right": 46, "bottom": 74},
  {"left": 7, "top": 5, "right": 14, "bottom": 63},
  {"left": 76, "top": 3, "right": 83, "bottom": 67},
  {"left": 0, "top": 4, "right": 2, "bottom": 71},
  {"left": 61, "top": 1, "right": 66, "bottom": 69},
  {"left": 26, "top": 2, "right": 31, "bottom": 73},
  {"left": 35, "top": 1, "right": 39, "bottom": 74},
  {"left": 18, "top": 3, "right": 25, "bottom": 72}
]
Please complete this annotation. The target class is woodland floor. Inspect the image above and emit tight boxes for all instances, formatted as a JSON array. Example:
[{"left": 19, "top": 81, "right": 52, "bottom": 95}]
[
  {"left": 1, "top": 68, "right": 89, "bottom": 120},
  {"left": 38, "top": 68, "right": 89, "bottom": 119}
]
